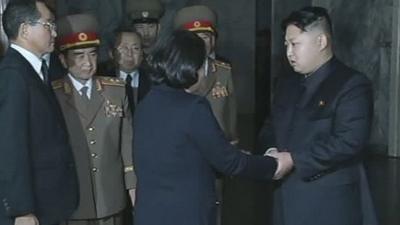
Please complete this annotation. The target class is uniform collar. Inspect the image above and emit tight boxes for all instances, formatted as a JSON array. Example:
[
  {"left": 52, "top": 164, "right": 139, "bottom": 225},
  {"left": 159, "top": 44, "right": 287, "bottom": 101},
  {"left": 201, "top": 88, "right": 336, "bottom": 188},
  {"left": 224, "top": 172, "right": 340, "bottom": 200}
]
[
  {"left": 68, "top": 73, "right": 93, "bottom": 97},
  {"left": 302, "top": 56, "right": 338, "bottom": 92}
]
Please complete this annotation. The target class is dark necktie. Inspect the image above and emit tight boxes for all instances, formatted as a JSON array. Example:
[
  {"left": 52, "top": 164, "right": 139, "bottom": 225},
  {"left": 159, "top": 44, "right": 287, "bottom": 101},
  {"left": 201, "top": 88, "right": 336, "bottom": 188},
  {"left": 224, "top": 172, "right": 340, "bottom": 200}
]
[
  {"left": 80, "top": 86, "right": 90, "bottom": 104},
  {"left": 41, "top": 59, "right": 50, "bottom": 86},
  {"left": 125, "top": 74, "right": 135, "bottom": 114}
]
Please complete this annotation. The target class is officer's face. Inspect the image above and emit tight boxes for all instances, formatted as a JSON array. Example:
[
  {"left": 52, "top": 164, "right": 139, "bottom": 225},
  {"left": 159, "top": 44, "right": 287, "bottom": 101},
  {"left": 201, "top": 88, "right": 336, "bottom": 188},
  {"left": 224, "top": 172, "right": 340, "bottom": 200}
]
[
  {"left": 24, "top": 2, "right": 57, "bottom": 57},
  {"left": 134, "top": 23, "right": 159, "bottom": 49},
  {"left": 114, "top": 32, "right": 143, "bottom": 72},
  {"left": 285, "top": 24, "right": 321, "bottom": 74},
  {"left": 196, "top": 32, "right": 215, "bottom": 56},
  {"left": 60, "top": 47, "right": 98, "bottom": 83}
]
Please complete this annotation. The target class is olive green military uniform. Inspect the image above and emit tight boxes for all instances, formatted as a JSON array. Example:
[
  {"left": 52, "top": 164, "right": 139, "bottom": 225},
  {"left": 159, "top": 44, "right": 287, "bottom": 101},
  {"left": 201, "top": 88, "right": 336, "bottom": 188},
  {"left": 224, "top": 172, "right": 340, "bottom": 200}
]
[
  {"left": 188, "top": 58, "right": 238, "bottom": 143},
  {"left": 174, "top": 5, "right": 238, "bottom": 144},
  {"left": 174, "top": 5, "right": 239, "bottom": 225},
  {"left": 53, "top": 77, "right": 135, "bottom": 224},
  {"left": 55, "top": 14, "right": 135, "bottom": 225}
]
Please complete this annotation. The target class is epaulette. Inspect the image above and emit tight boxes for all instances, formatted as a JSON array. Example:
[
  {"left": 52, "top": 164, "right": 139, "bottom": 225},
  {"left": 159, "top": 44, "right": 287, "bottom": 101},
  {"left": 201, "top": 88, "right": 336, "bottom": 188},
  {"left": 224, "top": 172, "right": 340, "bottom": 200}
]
[
  {"left": 51, "top": 79, "right": 64, "bottom": 89},
  {"left": 97, "top": 76, "right": 125, "bottom": 87},
  {"left": 214, "top": 60, "right": 232, "bottom": 70}
]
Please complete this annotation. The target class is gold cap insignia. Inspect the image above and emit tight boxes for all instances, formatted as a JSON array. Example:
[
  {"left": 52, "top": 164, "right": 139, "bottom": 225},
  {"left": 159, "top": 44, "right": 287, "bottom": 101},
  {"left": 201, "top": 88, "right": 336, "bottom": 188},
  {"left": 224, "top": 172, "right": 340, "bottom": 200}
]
[
  {"left": 142, "top": 11, "right": 149, "bottom": 18},
  {"left": 318, "top": 100, "right": 326, "bottom": 106},
  {"left": 78, "top": 32, "right": 88, "bottom": 41},
  {"left": 193, "top": 21, "right": 201, "bottom": 28}
]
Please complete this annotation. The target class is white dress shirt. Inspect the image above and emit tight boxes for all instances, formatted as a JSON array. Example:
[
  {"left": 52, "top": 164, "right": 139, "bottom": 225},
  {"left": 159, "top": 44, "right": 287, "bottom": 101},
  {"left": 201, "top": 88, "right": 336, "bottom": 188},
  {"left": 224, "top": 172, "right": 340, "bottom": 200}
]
[
  {"left": 11, "top": 44, "right": 45, "bottom": 81},
  {"left": 119, "top": 70, "right": 139, "bottom": 88},
  {"left": 68, "top": 73, "right": 93, "bottom": 99}
]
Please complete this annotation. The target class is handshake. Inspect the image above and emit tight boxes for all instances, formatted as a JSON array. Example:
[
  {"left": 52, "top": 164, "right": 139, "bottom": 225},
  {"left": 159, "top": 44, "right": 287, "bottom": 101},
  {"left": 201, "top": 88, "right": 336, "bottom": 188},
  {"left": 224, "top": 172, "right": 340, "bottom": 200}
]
[{"left": 264, "top": 148, "right": 294, "bottom": 180}]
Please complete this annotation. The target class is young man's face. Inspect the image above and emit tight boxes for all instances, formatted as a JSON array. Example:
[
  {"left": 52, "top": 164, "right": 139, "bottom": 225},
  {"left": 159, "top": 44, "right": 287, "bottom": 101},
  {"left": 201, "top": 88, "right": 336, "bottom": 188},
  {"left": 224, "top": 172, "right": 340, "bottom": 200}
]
[
  {"left": 60, "top": 47, "right": 98, "bottom": 83},
  {"left": 134, "top": 22, "right": 159, "bottom": 50},
  {"left": 114, "top": 32, "right": 143, "bottom": 72},
  {"left": 25, "top": 1, "right": 57, "bottom": 57},
  {"left": 285, "top": 24, "right": 321, "bottom": 74}
]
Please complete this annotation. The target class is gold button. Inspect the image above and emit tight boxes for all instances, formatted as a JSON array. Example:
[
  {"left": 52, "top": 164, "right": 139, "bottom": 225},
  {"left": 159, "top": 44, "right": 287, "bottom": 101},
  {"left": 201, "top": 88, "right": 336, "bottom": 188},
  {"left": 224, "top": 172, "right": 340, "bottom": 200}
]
[
  {"left": 92, "top": 167, "right": 97, "bottom": 172},
  {"left": 91, "top": 153, "right": 97, "bottom": 158},
  {"left": 89, "top": 140, "right": 96, "bottom": 145},
  {"left": 88, "top": 127, "right": 94, "bottom": 131}
]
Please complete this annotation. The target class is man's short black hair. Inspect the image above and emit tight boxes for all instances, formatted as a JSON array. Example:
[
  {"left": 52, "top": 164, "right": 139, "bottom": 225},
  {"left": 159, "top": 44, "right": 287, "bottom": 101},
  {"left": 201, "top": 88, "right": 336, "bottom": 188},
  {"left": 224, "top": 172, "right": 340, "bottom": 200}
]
[
  {"left": 2, "top": 0, "right": 43, "bottom": 40},
  {"left": 147, "top": 30, "right": 206, "bottom": 89},
  {"left": 281, "top": 6, "right": 333, "bottom": 35},
  {"left": 113, "top": 26, "right": 142, "bottom": 47}
]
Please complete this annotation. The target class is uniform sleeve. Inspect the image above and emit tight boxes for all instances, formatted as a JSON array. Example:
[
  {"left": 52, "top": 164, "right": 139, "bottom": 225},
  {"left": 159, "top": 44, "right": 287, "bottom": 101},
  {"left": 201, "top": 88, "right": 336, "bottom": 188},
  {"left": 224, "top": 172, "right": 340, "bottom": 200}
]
[
  {"left": 120, "top": 95, "right": 136, "bottom": 189},
  {"left": 0, "top": 69, "right": 35, "bottom": 217},
  {"left": 292, "top": 75, "right": 373, "bottom": 179},
  {"left": 226, "top": 73, "right": 239, "bottom": 144},
  {"left": 188, "top": 98, "right": 277, "bottom": 180}
]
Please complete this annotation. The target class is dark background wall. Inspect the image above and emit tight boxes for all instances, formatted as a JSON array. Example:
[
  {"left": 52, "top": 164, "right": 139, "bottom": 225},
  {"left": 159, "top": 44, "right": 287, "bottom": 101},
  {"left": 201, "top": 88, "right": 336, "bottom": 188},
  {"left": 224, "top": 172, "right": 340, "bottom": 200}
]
[{"left": 313, "top": 0, "right": 393, "bottom": 154}]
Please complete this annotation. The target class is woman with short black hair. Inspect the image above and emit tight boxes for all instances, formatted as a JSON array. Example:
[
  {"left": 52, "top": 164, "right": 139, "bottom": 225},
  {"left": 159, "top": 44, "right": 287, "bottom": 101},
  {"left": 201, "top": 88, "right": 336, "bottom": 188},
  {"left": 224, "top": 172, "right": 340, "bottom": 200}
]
[{"left": 132, "top": 30, "right": 290, "bottom": 225}]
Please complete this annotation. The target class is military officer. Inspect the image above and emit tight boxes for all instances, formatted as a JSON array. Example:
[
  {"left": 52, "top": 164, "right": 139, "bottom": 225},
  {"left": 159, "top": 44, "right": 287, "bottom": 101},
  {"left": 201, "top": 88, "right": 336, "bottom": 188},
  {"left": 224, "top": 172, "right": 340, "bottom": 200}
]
[
  {"left": 52, "top": 13, "right": 136, "bottom": 225},
  {"left": 125, "top": 0, "right": 164, "bottom": 54},
  {"left": 174, "top": 5, "right": 238, "bottom": 145},
  {"left": 174, "top": 5, "right": 239, "bottom": 225}
]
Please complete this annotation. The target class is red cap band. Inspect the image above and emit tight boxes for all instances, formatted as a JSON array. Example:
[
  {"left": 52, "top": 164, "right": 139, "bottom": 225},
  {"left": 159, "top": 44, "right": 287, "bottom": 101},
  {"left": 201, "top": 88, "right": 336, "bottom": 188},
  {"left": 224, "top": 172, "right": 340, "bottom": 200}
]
[
  {"left": 182, "top": 20, "right": 215, "bottom": 33},
  {"left": 57, "top": 32, "right": 100, "bottom": 51}
]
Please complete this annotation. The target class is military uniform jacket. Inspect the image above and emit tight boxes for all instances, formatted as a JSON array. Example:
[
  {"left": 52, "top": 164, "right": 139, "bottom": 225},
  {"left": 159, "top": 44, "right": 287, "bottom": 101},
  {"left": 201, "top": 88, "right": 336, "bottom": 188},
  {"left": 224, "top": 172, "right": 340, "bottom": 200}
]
[
  {"left": 52, "top": 76, "right": 136, "bottom": 219},
  {"left": 188, "top": 58, "right": 238, "bottom": 143},
  {"left": 258, "top": 57, "right": 378, "bottom": 225}
]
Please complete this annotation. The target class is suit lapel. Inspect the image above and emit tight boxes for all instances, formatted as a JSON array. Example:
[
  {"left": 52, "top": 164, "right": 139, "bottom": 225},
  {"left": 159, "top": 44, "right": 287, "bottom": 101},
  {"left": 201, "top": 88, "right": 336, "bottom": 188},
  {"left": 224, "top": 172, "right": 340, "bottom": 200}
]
[
  {"left": 8, "top": 49, "right": 68, "bottom": 125},
  {"left": 138, "top": 68, "right": 150, "bottom": 101},
  {"left": 297, "top": 58, "right": 339, "bottom": 109}
]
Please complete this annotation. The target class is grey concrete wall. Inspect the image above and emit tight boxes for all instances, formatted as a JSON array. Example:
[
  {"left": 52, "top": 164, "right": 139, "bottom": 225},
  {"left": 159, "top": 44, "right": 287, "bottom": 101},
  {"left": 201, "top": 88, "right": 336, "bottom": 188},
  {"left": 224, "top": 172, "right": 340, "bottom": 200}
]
[{"left": 313, "top": 0, "right": 393, "bottom": 153}]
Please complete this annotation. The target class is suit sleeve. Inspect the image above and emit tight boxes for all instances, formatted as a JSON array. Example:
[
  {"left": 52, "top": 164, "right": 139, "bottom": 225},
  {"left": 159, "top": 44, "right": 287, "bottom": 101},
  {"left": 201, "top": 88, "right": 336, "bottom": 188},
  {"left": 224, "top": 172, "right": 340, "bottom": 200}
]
[
  {"left": 292, "top": 75, "right": 373, "bottom": 179},
  {"left": 121, "top": 95, "right": 136, "bottom": 189},
  {"left": 0, "top": 69, "right": 35, "bottom": 217},
  {"left": 188, "top": 98, "right": 277, "bottom": 180}
]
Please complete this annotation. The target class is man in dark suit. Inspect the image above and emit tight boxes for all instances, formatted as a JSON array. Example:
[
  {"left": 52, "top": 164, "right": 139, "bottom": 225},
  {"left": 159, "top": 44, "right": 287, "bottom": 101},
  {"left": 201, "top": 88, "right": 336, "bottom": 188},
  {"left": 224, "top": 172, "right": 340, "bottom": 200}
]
[
  {"left": 259, "top": 6, "right": 378, "bottom": 225},
  {"left": 109, "top": 29, "right": 151, "bottom": 115},
  {"left": 0, "top": 1, "right": 78, "bottom": 225}
]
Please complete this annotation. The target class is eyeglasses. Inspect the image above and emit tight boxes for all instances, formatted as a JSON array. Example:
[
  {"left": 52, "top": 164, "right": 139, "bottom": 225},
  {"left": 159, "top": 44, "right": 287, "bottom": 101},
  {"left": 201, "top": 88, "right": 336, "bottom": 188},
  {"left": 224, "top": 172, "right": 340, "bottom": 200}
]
[{"left": 30, "top": 21, "right": 57, "bottom": 31}]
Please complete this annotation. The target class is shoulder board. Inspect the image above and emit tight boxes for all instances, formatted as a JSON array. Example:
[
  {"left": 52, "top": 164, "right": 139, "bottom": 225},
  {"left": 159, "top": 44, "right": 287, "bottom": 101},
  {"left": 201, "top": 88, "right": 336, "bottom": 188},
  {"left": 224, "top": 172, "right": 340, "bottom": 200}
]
[
  {"left": 97, "top": 76, "right": 125, "bottom": 87},
  {"left": 51, "top": 79, "right": 64, "bottom": 89},
  {"left": 214, "top": 60, "right": 232, "bottom": 69}
]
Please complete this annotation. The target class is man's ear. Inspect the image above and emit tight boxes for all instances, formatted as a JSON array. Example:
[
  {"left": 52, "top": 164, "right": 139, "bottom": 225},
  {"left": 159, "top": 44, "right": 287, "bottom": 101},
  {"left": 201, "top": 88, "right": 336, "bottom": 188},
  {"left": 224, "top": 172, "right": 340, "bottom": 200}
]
[
  {"left": 317, "top": 34, "right": 328, "bottom": 51},
  {"left": 19, "top": 23, "right": 30, "bottom": 40},
  {"left": 58, "top": 53, "right": 68, "bottom": 69}
]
